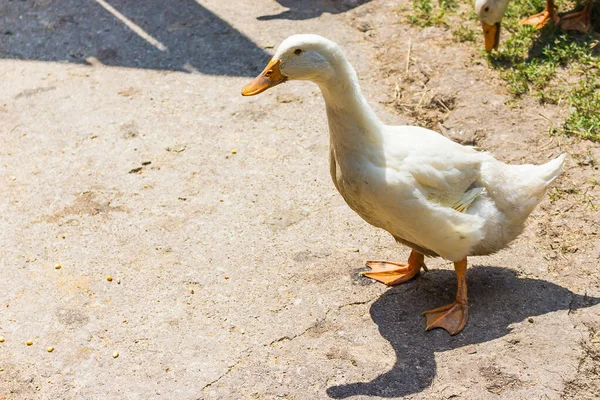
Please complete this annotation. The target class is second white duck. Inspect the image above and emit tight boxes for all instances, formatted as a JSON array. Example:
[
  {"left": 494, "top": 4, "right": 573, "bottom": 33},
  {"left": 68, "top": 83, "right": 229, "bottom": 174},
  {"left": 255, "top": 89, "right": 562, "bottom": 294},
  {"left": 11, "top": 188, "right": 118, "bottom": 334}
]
[{"left": 476, "top": 0, "right": 594, "bottom": 51}]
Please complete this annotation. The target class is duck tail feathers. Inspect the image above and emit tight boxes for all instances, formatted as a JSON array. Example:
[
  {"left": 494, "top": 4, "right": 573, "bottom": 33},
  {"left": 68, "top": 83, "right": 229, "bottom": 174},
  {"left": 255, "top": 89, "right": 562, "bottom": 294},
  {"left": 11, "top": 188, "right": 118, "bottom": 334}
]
[{"left": 539, "top": 153, "right": 566, "bottom": 186}]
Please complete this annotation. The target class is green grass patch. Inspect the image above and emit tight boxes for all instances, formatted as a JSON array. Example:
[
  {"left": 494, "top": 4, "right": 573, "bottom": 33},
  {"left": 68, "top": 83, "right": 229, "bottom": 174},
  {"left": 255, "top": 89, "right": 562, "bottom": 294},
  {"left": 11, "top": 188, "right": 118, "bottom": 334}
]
[
  {"left": 488, "top": 0, "right": 600, "bottom": 141},
  {"left": 563, "top": 76, "right": 600, "bottom": 140},
  {"left": 452, "top": 25, "right": 477, "bottom": 42},
  {"left": 407, "top": 0, "right": 459, "bottom": 26},
  {"left": 404, "top": 0, "right": 600, "bottom": 141}
]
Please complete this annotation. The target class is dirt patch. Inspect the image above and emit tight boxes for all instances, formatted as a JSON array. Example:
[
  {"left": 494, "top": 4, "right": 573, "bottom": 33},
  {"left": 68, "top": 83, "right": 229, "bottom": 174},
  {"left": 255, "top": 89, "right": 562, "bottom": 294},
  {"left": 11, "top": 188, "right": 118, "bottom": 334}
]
[
  {"left": 42, "top": 191, "right": 125, "bottom": 223},
  {"left": 562, "top": 328, "right": 600, "bottom": 398},
  {"left": 119, "top": 121, "right": 140, "bottom": 139},
  {"left": 480, "top": 365, "right": 525, "bottom": 394},
  {"left": 0, "top": 363, "right": 39, "bottom": 399},
  {"left": 14, "top": 86, "right": 56, "bottom": 99}
]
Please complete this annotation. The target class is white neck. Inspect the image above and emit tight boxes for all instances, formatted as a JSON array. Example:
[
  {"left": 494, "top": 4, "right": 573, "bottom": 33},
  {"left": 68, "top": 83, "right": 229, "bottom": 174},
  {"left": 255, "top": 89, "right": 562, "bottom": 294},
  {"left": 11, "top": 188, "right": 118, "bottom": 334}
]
[{"left": 316, "top": 55, "right": 383, "bottom": 148}]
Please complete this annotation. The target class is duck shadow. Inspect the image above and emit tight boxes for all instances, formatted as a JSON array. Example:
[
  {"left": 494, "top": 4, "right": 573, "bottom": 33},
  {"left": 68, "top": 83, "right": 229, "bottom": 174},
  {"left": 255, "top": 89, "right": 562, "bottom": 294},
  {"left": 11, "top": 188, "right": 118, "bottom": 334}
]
[
  {"left": 0, "top": 0, "right": 270, "bottom": 76},
  {"left": 257, "top": 0, "right": 372, "bottom": 21},
  {"left": 327, "top": 266, "right": 600, "bottom": 398}
]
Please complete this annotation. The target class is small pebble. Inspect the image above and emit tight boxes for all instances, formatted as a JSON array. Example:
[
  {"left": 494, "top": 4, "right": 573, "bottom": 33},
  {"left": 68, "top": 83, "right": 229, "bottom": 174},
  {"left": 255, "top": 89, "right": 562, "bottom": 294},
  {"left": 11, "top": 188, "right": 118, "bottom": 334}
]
[
  {"left": 26, "top": 340, "right": 33, "bottom": 346},
  {"left": 106, "top": 276, "right": 113, "bottom": 282},
  {"left": 112, "top": 351, "right": 119, "bottom": 358},
  {"left": 47, "top": 347, "right": 54, "bottom": 353},
  {"left": 0, "top": 337, "right": 5, "bottom": 343},
  {"left": 55, "top": 263, "right": 61, "bottom": 270},
  {"left": 528, "top": 318, "right": 534, "bottom": 323},
  {"left": 231, "top": 149, "right": 237, "bottom": 154},
  {"left": 224, "top": 276, "right": 229, "bottom": 280},
  {"left": 117, "top": 278, "right": 121, "bottom": 284}
]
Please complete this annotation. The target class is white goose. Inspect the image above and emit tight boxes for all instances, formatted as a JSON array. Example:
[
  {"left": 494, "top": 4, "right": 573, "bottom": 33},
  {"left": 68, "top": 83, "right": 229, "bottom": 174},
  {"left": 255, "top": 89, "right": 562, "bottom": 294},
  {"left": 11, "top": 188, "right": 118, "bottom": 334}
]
[{"left": 241, "top": 35, "right": 565, "bottom": 335}]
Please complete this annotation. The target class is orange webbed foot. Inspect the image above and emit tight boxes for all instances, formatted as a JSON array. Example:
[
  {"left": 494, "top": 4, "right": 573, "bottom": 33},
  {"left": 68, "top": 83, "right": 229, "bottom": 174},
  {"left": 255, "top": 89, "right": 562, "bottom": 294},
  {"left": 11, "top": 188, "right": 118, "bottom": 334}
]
[
  {"left": 520, "top": 11, "right": 553, "bottom": 29},
  {"left": 423, "top": 301, "right": 469, "bottom": 335},
  {"left": 362, "top": 261, "right": 417, "bottom": 286},
  {"left": 559, "top": 1, "right": 592, "bottom": 33},
  {"left": 423, "top": 258, "right": 469, "bottom": 335},
  {"left": 361, "top": 251, "right": 426, "bottom": 286}
]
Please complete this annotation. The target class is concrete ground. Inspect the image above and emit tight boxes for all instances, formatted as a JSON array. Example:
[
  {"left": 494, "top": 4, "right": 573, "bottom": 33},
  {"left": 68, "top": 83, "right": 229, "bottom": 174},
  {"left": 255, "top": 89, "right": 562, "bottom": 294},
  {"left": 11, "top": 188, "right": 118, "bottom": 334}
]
[{"left": 1, "top": 1, "right": 599, "bottom": 399}]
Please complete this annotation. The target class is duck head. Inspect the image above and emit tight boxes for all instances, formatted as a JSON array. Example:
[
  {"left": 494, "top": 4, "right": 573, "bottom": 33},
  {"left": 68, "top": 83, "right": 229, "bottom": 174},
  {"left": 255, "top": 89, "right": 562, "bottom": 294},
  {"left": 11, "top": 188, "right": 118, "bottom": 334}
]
[
  {"left": 475, "top": 0, "right": 509, "bottom": 52},
  {"left": 241, "top": 34, "right": 338, "bottom": 96}
]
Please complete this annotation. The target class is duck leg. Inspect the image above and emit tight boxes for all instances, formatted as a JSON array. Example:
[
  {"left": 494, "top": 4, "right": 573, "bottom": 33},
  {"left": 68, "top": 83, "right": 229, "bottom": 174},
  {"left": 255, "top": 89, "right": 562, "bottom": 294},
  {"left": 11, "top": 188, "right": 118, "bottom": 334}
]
[
  {"left": 520, "top": 0, "right": 560, "bottom": 29},
  {"left": 362, "top": 250, "right": 427, "bottom": 286},
  {"left": 423, "top": 258, "right": 468, "bottom": 335},
  {"left": 560, "top": 0, "right": 593, "bottom": 32}
]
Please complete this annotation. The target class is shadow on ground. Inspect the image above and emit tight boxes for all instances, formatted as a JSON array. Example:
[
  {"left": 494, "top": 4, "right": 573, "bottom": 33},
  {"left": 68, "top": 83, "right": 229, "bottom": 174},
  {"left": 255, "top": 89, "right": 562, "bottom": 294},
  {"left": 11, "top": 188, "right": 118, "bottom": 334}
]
[
  {"left": 328, "top": 266, "right": 600, "bottom": 398},
  {"left": 257, "top": 0, "right": 372, "bottom": 20},
  {"left": 0, "top": 0, "right": 270, "bottom": 76},
  {"left": 525, "top": 24, "right": 599, "bottom": 63}
]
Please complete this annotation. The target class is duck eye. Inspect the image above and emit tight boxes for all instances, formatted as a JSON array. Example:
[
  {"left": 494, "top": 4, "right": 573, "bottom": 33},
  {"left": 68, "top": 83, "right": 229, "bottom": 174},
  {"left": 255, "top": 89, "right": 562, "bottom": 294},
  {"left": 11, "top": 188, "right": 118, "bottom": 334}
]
[
  {"left": 294, "top": 49, "right": 303, "bottom": 55},
  {"left": 484, "top": 6, "right": 489, "bottom": 12}
]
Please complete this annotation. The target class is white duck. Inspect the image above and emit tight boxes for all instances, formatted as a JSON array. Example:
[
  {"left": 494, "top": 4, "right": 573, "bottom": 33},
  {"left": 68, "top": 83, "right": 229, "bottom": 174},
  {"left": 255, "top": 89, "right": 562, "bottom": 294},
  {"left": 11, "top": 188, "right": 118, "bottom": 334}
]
[
  {"left": 476, "top": 0, "right": 594, "bottom": 51},
  {"left": 241, "top": 35, "right": 565, "bottom": 335}
]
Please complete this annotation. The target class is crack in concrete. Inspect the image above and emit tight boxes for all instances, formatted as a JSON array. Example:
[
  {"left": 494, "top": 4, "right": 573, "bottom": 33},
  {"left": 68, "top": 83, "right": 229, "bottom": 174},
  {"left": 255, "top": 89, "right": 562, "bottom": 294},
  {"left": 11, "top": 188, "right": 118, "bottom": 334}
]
[
  {"left": 268, "top": 294, "right": 380, "bottom": 346},
  {"left": 200, "top": 352, "right": 250, "bottom": 392},
  {"left": 201, "top": 293, "right": 384, "bottom": 393},
  {"left": 269, "top": 328, "right": 312, "bottom": 346},
  {"left": 199, "top": 293, "right": 380, "bottom": 393}
]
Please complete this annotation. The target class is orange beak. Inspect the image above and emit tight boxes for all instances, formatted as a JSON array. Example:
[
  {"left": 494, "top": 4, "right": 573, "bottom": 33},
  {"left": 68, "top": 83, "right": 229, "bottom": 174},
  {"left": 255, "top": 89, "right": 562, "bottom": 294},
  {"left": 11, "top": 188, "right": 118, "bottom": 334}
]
[
  {"left": 482, "top": 22, "right": 501, "bottom": 52},
  {"left": 241, "top": 58, "right": 287, "bottom": 96}
]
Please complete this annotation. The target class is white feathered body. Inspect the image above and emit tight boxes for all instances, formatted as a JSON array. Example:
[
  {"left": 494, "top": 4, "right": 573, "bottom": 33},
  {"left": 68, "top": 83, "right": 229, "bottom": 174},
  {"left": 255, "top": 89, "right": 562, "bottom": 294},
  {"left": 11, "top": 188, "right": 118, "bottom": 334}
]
[
  {"left": 328, "top": 121, "right": 564, "bottom": 261},
  {"left": 267, "top": 34, "right": 565, "bottom": 262}
]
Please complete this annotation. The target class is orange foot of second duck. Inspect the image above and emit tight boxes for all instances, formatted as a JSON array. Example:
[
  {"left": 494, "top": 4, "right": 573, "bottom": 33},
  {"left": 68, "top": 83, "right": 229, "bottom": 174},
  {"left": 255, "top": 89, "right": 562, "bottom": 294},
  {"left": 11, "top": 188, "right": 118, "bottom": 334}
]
[
  {"left": 560, "top": 0, "right": 593, "bottom": 32},
  {"left": 520, "top": 0, "right": 560, "bottom": 29}
]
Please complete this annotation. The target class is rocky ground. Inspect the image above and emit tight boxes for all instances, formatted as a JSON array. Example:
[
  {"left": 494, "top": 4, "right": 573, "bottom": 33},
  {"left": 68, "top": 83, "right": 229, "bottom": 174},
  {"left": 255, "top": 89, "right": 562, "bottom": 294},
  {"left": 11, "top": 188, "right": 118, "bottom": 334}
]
[{"left": 1, "top": 0, "right": 599, "bottom": 399}]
